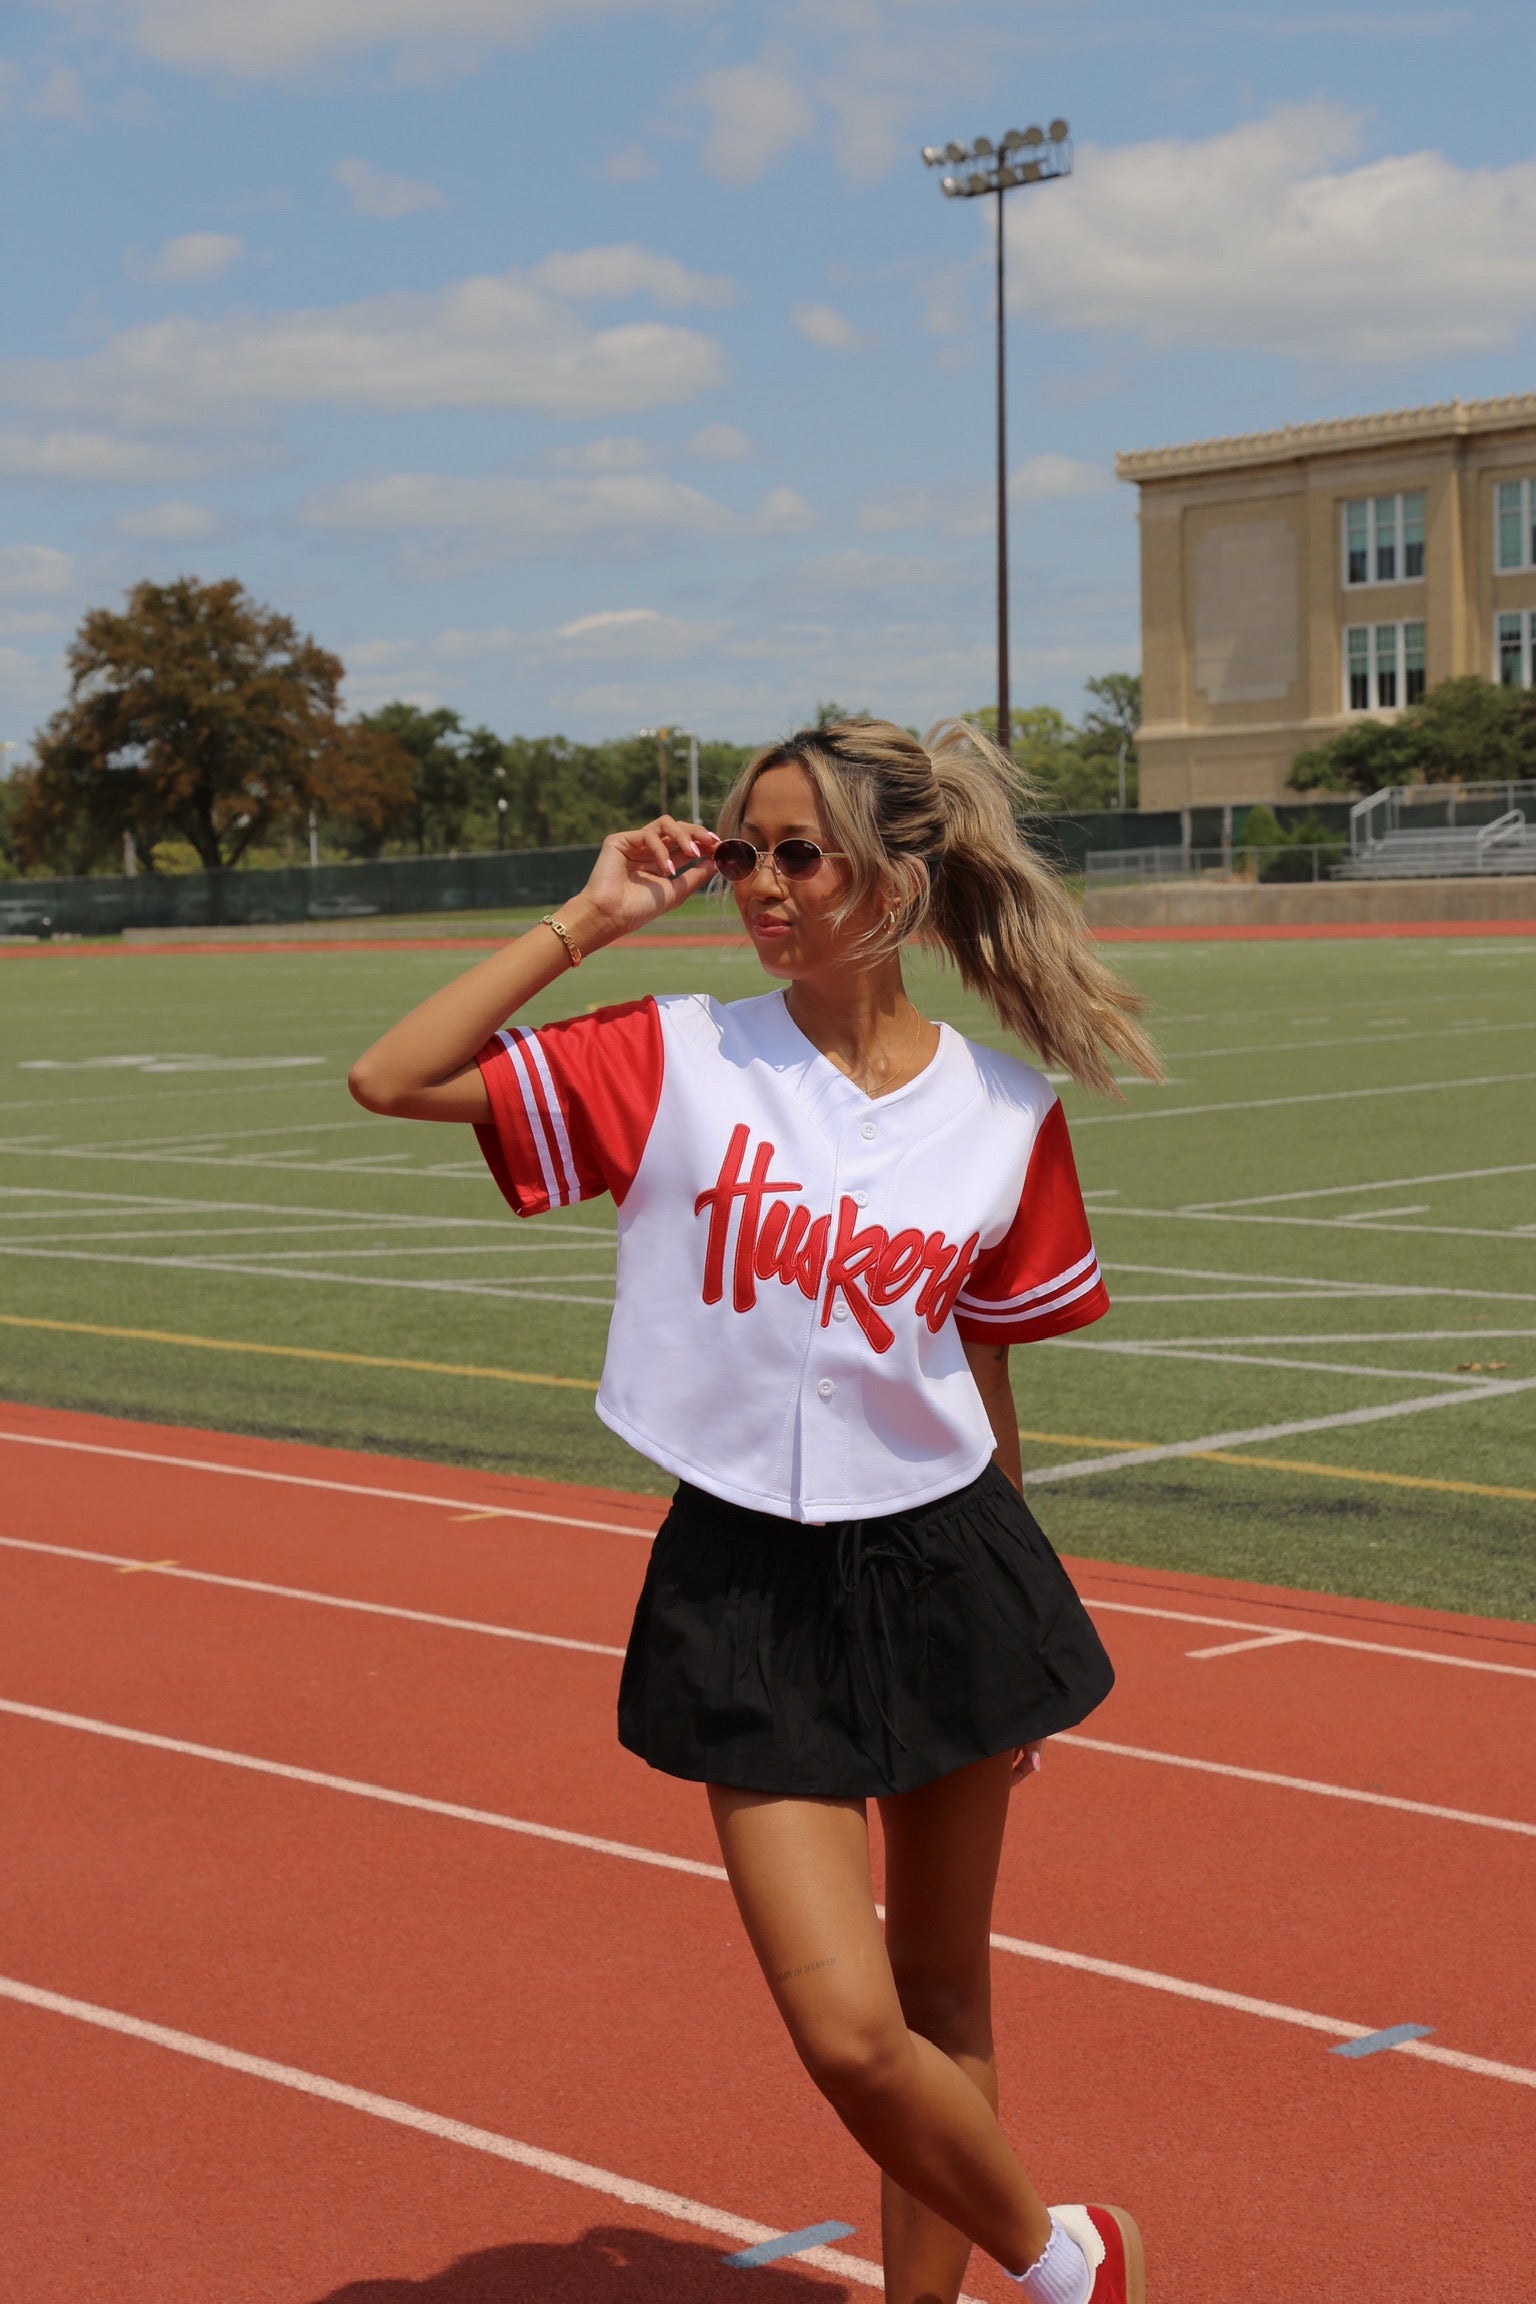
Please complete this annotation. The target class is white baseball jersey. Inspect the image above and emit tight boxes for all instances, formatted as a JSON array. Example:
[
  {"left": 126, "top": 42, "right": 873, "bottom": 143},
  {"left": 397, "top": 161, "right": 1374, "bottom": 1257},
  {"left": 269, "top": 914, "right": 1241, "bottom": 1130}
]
[{"left": 475, "top": 989, "right": 1108, "bottom": 1524}]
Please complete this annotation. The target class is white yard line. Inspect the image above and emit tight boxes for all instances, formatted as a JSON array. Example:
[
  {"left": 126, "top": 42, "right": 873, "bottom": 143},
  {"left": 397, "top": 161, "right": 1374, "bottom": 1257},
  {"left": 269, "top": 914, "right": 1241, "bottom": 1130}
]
[
  {"left": 1069, "top": 1342, "right": 1496, "bottom": 1386},
  {"left": 10, "top": 1531, "right": 1530, "bottom": 1836},
  {"left": 1072, "top": 1069, "right": 1536, "bottom": 1127},
  {"left": 1018, "top": 1375, "right": 1536, "bottom": 1489},
  {"left": 1104, "top": 1207, "right": 1536, "bottom": 1247},
  {"left": 1, "top": 1704, "right": 1530, "bottom": 2093},
  {"left": 0, "top": 1974, "right": 902, "bottom": 2293},
  {"left": 0, "top": 1246, "right": 616, "bottom": 1309},
  {"left": 1187, "top": 1163, "right": 1536, "bottom": 1212},
  {"left": 1078, "top": 1328, "right": 1536, "bottom": 1349},
  {"left": 1163, "top": 1019, "right": 1534, "bottom": 1063},
  {"left": 0, "top": 1185, "right": 616, "bottom": 1238},
  {"left": 1101, "top": 1258, "right": 1536, "bottom": 1306}
]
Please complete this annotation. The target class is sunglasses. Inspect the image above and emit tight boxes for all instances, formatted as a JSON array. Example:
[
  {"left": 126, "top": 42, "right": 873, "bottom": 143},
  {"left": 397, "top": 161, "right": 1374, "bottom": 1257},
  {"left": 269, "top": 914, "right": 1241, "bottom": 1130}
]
[{"left": 712, "top": 838, "right": 845, "bottom": 884}]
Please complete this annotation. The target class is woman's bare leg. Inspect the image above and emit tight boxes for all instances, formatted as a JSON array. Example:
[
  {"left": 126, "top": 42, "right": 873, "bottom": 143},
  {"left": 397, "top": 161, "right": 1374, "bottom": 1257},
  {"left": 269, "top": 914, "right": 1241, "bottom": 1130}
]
[
  {"left": 877, "top": 1752, "right": 1016, "bottom": 2304},
  {"left": 707, "top": 1778, "right": 1050, "bottom": 2281}
]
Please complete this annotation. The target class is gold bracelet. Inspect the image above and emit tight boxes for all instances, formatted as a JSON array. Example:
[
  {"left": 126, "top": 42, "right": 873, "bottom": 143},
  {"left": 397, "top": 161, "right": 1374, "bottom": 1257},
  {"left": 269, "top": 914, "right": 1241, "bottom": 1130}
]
[{"left": 539, "top": 912, "right": 582, "bottom": 969}]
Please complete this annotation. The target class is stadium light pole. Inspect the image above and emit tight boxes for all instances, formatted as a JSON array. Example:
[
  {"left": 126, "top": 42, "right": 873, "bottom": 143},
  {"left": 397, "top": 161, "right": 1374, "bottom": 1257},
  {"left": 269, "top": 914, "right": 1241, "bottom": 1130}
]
[
  {"left": 922, "top": 120, "right": 1072, "bottom": 754},
  {"left": 640, "top": 726, "right": 700, "bottom": 821}
]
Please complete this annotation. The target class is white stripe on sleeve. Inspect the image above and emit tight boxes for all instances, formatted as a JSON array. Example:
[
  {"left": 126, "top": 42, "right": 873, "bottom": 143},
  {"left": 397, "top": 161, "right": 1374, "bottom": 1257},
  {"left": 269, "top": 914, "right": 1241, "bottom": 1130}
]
[
  {"left": 957, "top": 1246, "right": 1098, "bottom": 1317},
  {"left": 502, "top": 1028, "right": 563, "bottom": 1209},
  {"left": 515, "top": 1027, "right": 582, "bottom": 1206},
  {"left": 957, "top": 1258, "right": 1103, "bottom": 1327}
]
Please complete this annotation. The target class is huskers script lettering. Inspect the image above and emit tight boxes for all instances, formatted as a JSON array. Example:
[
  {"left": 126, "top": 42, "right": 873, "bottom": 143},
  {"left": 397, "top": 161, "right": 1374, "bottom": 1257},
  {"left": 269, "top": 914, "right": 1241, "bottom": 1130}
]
[{"left": 693, "top": 1123, "right": 980, "bottom": 1353}]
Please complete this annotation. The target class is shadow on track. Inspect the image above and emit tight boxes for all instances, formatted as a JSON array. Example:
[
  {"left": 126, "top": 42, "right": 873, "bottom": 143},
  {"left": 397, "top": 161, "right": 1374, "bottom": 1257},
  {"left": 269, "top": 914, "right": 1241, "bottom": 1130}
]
[{"left": 313, "top": 2222, "right": 854, "bottom": 2302}]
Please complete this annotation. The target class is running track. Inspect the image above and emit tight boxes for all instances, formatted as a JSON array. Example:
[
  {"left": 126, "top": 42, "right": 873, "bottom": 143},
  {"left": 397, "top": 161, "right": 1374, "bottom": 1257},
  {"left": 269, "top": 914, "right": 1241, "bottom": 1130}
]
[{"left": 2, "top": 1402, "right": 1532, "bottom": 2302}]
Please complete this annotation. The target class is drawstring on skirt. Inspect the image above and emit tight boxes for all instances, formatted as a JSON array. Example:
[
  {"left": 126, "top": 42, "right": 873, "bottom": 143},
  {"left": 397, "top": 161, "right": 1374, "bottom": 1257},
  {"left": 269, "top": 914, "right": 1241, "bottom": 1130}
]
[{"left": 823, "top": 1516, "right": 937, "bottom": 1751}]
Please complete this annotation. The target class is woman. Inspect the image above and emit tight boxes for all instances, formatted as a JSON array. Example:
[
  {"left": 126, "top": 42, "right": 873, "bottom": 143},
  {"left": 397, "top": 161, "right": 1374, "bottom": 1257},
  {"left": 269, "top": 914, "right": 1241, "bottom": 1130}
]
[{"left": 349, "top": 718, "right": 1159, "bottom": 2304}]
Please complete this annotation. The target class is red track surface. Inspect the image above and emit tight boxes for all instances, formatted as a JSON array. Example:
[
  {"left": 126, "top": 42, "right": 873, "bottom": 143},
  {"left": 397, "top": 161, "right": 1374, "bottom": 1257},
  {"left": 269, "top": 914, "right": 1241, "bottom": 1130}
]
[{"left": 2, "top": 1399, "right": 1532, "bottom": 2303}]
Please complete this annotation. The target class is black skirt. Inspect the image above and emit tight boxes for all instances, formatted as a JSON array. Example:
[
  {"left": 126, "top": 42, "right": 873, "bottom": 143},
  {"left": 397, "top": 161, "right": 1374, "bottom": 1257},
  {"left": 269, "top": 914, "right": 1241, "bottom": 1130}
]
[{"left": 617, "top": 1461, "right": 1115, "bottom": 1799}]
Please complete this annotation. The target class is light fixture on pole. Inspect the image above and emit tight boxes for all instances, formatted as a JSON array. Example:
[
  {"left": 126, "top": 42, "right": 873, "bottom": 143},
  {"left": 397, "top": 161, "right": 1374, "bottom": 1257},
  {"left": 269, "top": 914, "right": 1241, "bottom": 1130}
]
[{"left": 921, "top": 119, "right": 1071, "bottom": 754}]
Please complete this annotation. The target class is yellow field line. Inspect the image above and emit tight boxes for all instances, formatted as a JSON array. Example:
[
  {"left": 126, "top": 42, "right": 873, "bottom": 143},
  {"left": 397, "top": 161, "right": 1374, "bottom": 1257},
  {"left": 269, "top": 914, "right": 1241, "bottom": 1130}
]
[
  {"left": 2, "top": 1317, "right": 1527, "bottom": 1503},
  {"left": 0, "top": 1315, "right": 598, "bottom": 1392},
  {"left": 1192, "top": 1449, "right": 1536, "bottom": 1506}
]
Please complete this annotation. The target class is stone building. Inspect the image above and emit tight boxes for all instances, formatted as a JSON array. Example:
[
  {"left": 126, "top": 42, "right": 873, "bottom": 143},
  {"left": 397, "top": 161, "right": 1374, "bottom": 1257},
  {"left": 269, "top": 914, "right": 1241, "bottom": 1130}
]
[{"left": 1116, "top": 393, "right": 1536, "bottom": 809}]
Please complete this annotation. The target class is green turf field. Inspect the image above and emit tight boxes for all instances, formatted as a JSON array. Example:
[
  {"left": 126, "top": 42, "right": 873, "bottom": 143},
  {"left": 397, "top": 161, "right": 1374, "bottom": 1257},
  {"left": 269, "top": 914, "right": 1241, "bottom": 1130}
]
[{"left": 2, "top": 925, "right": 1533, "bottom": 1618}]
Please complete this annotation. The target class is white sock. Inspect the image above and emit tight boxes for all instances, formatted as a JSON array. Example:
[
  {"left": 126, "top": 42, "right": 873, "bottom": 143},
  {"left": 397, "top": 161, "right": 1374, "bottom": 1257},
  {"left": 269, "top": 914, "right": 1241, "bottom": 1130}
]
[{"left": 1002, "top": 2216, "right": 1094, "bottom": 2303}]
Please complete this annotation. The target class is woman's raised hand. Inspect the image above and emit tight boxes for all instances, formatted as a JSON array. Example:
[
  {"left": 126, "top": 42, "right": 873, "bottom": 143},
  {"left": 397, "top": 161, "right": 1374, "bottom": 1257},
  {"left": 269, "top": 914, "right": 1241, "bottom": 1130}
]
[{"left": 576, "top": 815, "right": 721, "bottom": 941}]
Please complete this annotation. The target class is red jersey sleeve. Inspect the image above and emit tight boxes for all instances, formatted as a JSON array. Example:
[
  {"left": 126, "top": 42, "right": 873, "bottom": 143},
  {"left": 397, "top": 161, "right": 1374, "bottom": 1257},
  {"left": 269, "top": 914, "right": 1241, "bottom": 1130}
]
[
  {"left": 953, "top": 1098, "right": 1109, "bottom": 1345},
  {"left": 473, "top": 997, "right": 664, "bottom": 1218}
]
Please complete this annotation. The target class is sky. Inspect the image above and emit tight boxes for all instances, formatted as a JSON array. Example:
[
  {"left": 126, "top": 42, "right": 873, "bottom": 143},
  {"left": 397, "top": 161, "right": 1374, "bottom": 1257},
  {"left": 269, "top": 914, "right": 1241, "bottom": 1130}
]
[{"left": 3, "top": 1, "right": 1535, "bottom": 753}]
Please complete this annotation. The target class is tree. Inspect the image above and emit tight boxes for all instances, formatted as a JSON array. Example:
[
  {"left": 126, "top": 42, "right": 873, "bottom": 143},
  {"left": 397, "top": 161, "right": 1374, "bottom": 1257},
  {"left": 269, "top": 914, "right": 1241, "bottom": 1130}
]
[
  {"left": 966, "top": 674, "right": 1143, "bottom": 811},
  {"left": 15, "top": 578, "right": 347, "bottom": 874},
  {"left": 1291, "top": 675, "right": 1536, "bottom": 795},
  {"left": 356, "top": 703, "right": 479, "bottom": 855},
  {"left": 317, "top": 722, "right": 418, "bottom": 858}
]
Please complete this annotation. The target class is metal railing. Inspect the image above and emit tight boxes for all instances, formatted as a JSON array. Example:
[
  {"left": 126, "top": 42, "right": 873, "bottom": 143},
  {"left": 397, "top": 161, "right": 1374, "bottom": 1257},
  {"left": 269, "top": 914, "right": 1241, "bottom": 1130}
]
[
  {"left": 1085, "top": 844, "right": 1341, "bottom": 888},
  {"left": 1346, "top": 784, "right": 1534, "bottom": 877}
]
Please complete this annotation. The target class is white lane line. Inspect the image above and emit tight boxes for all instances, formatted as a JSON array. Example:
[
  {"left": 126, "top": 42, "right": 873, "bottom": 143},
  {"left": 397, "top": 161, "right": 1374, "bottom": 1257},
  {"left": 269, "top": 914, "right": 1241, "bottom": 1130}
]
[
  {"left": 0, "top": 1697, "right": 728, "bottom": 1881},
  {"left": 1083, "top": 1330, "right": 1536, "bottom": 1349},
  {"left": 1018, "top": 1375, "right": 1536, "bottom": 1490},
  {"left": 1186, "top": 1632, "right": 1307, "bottom": 1661},
  {"left": 0, "top": 1247, "right": 616, "bottom": 1310},
  {"left": 1056, "top": 1734, "right": 1536, "bottom": 1839},
  {"left": 0, "top": 1975, "right": 900, "bottom": 2294},
  {"left": 5, "top": 1429, "right": 1530, "bottom": 1679},
  {"left": 3, "top": 1702, "right": 1529, "bottom": 2092},
  {"left": 981, "top": 1937, "right": 1536, "bottom": 2090},
  {"left": 1081, "top": 1598, "right": 1536, "bottom": 1682},
  {"left": 1104, "top": 1206, "right": 1536, "bottom": 1248},
  {"left": 10, "top": 1534, "right": 1533, "bottom": 1831},
  {"left": 0, "top": 1538, "right": 627, "bottom": 1659},
  {"left": 0, "top": 1432, "right": 658, "bottom": 1542},
  {"left": 1072, "top": 1069, "right": 1536, "bottom": 1127},
  {"left": 1187, "top": 1162, "right": 1536, "bottom": 1212}
]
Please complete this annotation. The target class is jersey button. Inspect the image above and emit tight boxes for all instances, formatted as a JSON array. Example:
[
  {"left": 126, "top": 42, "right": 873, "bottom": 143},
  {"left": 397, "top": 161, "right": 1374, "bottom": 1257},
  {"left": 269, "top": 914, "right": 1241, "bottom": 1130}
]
[
  {"left": 852, "top": 1191, "right": 868, "bottom": 1208},
  {"left": 816, "top": 1377, "right": 836, "bottom": 1398},
  {"left": 859, "top": 1120, "right": 877, "bottom": 1141},
  {"left": 831, "top": 1301, "right": 850, "bottom": 1321}
]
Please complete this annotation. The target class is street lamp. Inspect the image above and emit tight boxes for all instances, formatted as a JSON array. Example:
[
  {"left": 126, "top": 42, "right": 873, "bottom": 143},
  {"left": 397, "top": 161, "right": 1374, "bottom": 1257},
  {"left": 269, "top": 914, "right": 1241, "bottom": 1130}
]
[
  {"left": 922, "top": 118, "right": 1072, "bottom": 753},
  {"left": 639, "top": 726, "right": 701, "bottom": 822}
]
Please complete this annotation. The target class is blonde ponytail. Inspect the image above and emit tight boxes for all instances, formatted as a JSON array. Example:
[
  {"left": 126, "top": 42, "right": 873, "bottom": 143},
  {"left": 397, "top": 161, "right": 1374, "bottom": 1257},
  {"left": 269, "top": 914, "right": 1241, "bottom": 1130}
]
[{"left": 718, "top": 716, "right": 1162, "bottom": 1097}]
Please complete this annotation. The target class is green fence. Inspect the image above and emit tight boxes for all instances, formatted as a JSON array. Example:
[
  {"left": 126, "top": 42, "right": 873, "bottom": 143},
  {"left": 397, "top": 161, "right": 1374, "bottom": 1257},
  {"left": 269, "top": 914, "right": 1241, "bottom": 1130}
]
[
  {"left": 0, "top": 804, "right": 1357, "bottom": 938},
  {"left": 0, "top": 846, "right": 605, "bottom": 939}
]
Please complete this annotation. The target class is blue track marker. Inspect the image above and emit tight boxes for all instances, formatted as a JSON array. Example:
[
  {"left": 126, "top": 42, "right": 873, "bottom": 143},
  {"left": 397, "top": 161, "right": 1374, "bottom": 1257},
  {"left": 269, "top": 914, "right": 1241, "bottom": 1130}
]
[
  {"left": 1331, "top": 2023, "right": 1433, "bottom": 2059},
  {"left": 724, "top": 2221, "right": 857, "bottom": 2268}
]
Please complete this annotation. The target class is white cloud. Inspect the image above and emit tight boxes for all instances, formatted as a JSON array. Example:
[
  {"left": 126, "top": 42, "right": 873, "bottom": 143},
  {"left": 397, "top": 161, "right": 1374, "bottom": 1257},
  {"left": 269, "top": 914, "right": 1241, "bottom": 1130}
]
[
  {"left": 553, "top": 607, "right": 711, "bottom": 658},
  {"left": 0, "top": 256, "right": 727, "bottom": 430},
  {"left": 26, "top": 0, "right": 703, "bottom": 79},
  {"left": 1007, "top": 103, "right": 1536, "bottom": 361},
  {"left": 531, "top": 244, "right": 735, "bottom": 309},
  {"left": 0, "top": 429, "right": 215, "bottom": 482},
  {"left": 688, "top": 421, "right": 754, "bottom": 461},
  {"left": 859, "top": 458, "right": 1109, "bottom": 537},
  {"left": 302, "top": 469, "right": 732, "bottom": 564},
  {"left": 0, "top": 545, "right": 75, "bottom": 598},
  {"left": 791, "top": 302, "right": 861, "bottom": 353},
  {"left": 544, "top": 435, "right": 655, "bottom": 472},
  {"left": 755, "top": 485, "right": 818, "bottom": 534},
  {"left": 112, "top": 497, "right": 224, "bottom": 540},
  {"left": 334, "top": 157, "right": 447, "bottom": 219},
  {"left": 692, "top": 61, "right": 815, "bottom": 185},
  {"left": 598, "top": 143, "right": 658, "bottom": 186},
  {"left": 303, "top": 468, "right": 816, "bottom": 568},
  {"left": 31, "top": 62, "right": 89, "bottom": 122},
  {"left": 131, "top": 231, "right": 245, "bottom": 285}
]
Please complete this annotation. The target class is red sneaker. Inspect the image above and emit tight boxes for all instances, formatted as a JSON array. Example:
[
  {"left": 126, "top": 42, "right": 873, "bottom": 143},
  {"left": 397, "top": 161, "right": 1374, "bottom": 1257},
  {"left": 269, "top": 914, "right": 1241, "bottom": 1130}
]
[{"left": 1050, "top": 2204, "right": 1145, "bottom": 2304}]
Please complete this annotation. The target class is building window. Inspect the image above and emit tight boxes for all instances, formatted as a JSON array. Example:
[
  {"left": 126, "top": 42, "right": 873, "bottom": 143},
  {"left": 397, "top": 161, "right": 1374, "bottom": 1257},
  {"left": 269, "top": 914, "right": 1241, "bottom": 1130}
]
[
  {"left": 1342, "top": 492, "right": 1425, "bottom": 587},
  {"left": 1496, "top": 610, "right": 1536, "bottom": 687},
  {"left": 1347, "top": 625, "right": 1370, "bottom": 709},
  {"left": 1494, "top": 477, "right": 1536, "bottom": 572},
  {"left": 1344, "top": 620, "right": 1425, "bottom": 711}
]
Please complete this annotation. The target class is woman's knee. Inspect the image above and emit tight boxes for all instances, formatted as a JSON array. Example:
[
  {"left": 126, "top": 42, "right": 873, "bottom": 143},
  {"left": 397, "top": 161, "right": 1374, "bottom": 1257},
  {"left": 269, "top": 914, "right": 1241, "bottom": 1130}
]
[
  {"left": 791, "top": 2000, "right": 914, "bottom": 2113},
  {"left": 889, "top": 1953, "right": 993, "bottom": 2061}
]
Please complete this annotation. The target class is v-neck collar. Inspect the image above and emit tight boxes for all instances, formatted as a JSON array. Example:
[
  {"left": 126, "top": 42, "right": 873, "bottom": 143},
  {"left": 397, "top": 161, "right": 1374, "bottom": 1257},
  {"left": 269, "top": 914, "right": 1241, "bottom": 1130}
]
[{"left": 772, "top": 988, "right": 954, "bottom": 1112}]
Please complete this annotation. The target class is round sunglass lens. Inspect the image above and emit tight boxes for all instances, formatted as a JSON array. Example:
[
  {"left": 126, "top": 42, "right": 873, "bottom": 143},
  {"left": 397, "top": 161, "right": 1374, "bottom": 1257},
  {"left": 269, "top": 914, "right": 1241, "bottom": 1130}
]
[
  {"left": 712, "top": 840, "right": 756, "bottom": 881},
  {"left": 775, "top": 840, "right": 824, "bottom": 877}
]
